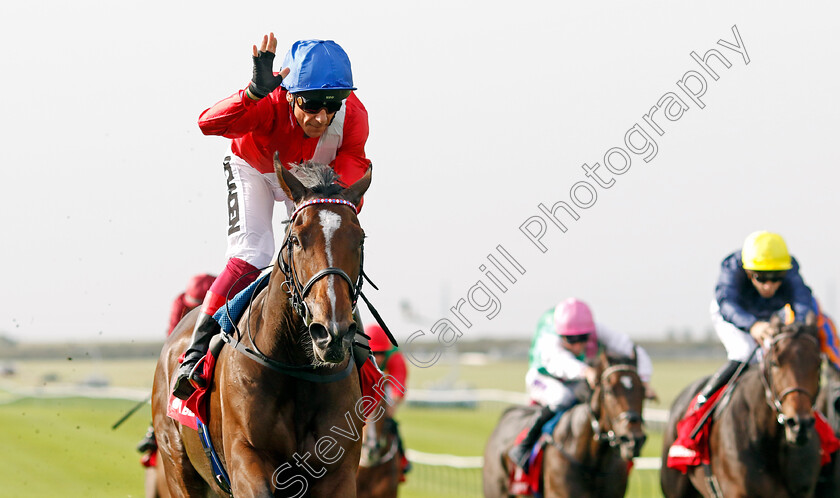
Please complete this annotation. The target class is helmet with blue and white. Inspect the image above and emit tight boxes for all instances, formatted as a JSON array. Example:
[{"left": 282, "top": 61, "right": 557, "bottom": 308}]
[{"left": 282, "top": 40, "right": 355, "bottom": 102}]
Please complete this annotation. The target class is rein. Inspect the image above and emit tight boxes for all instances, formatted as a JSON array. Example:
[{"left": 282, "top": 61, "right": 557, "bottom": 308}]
[{"left": 760, "top": 329, "right": 819, "bottom": 425}]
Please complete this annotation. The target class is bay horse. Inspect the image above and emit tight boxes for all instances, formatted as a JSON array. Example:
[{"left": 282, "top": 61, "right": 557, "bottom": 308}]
[
  {"left": 483, "top": 352, "right": 646, "bottom": 498},
  {"left": 356, "top": 397, "right": 400, "bottom": 498},
  {"left": 151, "top": 160, "right": 373, "bottom": 497},
  {"left": 660, "top": 314, "right": 826, "bottom": 498}
]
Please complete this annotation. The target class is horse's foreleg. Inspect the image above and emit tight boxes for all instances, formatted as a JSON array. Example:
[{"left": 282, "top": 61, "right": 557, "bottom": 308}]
[
  {"left": 542, "top": 459, "right": 591, "bottom": 498},
  {"left": 152, "top": 410, "right": 208, "bottom": 497},
  {"left": 155, "top": 436, "right": 210, "bottom": 497},
  {"left": 309, "top": 466, "right": 359, "bottom": 498}
]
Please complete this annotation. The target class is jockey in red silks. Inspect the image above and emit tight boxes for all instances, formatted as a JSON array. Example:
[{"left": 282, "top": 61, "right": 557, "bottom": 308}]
[
  {"left": 366, "top": 323, "right": 411, "bottom": 474},
  {"left": 172, "top": 34, "right": 371, "bottom": 399},
  {"left": 508, "top": 298, "right": 656, "bottom": 471},
  {"left": 167, "top": 274, "right": 216, "bottom": 336},
  {"left": 138, "top": 274, "right": 217, "bottom": 459}
]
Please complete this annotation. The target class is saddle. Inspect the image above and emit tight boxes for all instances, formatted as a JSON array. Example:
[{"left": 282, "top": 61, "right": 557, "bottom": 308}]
[
  {"left": 508, "top": 426, "right": 545, "bottom": 497},
  {"left": 507, "top": 408, "right": 568, "bottom": 496},
  {"left": 666, "top": 388, "right": 726, "bottom": 473},
  {"left": 667, "top": 386, "right": 840, "bottom": 473}
]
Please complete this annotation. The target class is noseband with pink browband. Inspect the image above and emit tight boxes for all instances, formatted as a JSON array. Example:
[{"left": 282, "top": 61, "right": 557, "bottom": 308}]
[
  {"left": 279, "top": 198, "right": 364, "bottom": 324},
  {"left": 221, "top": 197, "right": 397, "bottom": 383}
]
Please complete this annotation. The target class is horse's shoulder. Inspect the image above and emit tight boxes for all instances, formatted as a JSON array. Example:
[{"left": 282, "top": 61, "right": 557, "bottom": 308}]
[
  {"left": 557, "top": 404, "right": 591, "bottom": 438},
  {"left": 713, "top": 368, "right": 761, "bottom": 420}
]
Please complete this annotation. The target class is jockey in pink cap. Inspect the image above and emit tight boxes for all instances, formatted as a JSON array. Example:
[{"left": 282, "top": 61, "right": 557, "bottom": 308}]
[{"left": 507, "top": 298, "right": 657, "bottom": 471}]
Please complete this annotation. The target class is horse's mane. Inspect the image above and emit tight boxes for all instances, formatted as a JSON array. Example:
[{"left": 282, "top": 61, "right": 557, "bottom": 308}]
[{"left": 289, "top": 161, "right": 344, "bottom": 197}]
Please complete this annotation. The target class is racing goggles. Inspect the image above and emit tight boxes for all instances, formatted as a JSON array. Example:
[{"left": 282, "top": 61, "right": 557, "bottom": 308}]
[
  {"left": 750, "top": 271, "right": 786, "bottom": 283},
  {"left": 294, "top": 94, "right": 343, "bottom": 114},
  {"left": 562, "top": 333, "right": 591, "bottom": 345}
]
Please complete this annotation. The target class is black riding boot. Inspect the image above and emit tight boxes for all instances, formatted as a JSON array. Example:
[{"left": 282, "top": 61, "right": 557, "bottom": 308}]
[
  {"left": 172, "top": 312, "right": 219, "bottom": 400},
  {"left": 136, "top": 424, "right": 157, "bottom": 453},
  {"left": 694, "top": 360, "right": 742, "bottom": 410},
  {"left": 507, "top": 405, "right": 555, "bottom": 470}
]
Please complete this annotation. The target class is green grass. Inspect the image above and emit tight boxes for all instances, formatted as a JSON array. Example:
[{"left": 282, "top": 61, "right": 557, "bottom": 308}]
[
  {"left": 0, "top": 396, "right": 152, "bottom": 497},
  {"left": 0, "top": 357, "right": 726, "bottom": 497}
]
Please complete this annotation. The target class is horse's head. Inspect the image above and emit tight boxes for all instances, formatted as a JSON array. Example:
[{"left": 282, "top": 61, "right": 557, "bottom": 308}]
[
  {"left": 763, "top": 312, "right": 821, "bottom": 445},
  {"left": 591, "top": 351, "right": 647, "bottom": 460},
  {"left": 276, "top": 158, "right": 371, "bottom": 364}
]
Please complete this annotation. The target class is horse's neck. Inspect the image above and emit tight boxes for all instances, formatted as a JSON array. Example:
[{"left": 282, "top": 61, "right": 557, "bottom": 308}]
[
  {"left": 727, "top": 370, "right": 780, "bottom": 439},
  {"left": 555, "top": 404, "right": 601, "bottom": 463}
]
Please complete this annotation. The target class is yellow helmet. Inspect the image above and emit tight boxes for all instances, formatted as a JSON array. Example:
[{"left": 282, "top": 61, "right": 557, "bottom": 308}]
[{"left": 741, "top": 231, "right": 792, "bottom": 271}]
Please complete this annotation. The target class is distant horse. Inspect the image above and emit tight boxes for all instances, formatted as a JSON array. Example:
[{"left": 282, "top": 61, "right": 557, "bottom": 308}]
[
  {"left": 660, "top": 315, "right": 825, "bottom": 498},
  {"left": 356, "top": 397, "right": 400, "bottom": 498},
  {"left": 483, "top": 352, "right": 646, "bottom": 498},
  {"left": 151, "top": 160, "right": 373, "bottom": 496}
]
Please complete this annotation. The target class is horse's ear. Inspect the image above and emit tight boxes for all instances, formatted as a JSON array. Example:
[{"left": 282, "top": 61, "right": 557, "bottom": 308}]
[
  {"left": 275, "top": 153, "right": 309, "bottom": 203},
  {"left": 630, "top": 345, "right": 638, "bottom": 368},
  {"left": 806, "top": 311, "right": 817, "bottom": 326},
  {"left": 342, "top": 164, "right": 372, "bottom": 206}
]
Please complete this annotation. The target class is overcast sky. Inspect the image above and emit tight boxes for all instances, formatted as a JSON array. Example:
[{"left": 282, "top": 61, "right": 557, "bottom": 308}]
[{"left": 2, "top": 1, "right": 838, "bottom": 345}]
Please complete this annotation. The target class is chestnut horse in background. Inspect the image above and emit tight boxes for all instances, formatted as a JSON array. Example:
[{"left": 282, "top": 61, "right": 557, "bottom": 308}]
[
  {"left": 660, "top": 315, "right": 834, "bottom": 497},
  {"left": 483, "top": 352, "right": 647, "bottom": 498},
  {"left": 357, "top": 396, "right": 401, "bottom": 498},
  {"left": 152, "top": 161, "right": 373, "bottom": 497}
]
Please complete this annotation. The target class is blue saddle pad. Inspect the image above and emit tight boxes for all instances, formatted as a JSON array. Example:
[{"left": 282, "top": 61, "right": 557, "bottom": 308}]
[
  {"left": 212, "top": 273, "right": 271, "bottom": 334},
  {"left": 541, "top": 406, "right": 570, "bottom": 436}
]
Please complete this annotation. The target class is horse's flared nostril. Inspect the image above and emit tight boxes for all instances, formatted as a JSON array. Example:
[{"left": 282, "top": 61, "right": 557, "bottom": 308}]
[{"left": 309, "top": 322, "right": 329, "bottom": 346}]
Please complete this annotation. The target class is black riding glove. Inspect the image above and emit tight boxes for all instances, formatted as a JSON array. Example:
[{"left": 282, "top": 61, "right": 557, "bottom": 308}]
[{"left": 248, "top": 50, "right": 284, "bottom": 99}]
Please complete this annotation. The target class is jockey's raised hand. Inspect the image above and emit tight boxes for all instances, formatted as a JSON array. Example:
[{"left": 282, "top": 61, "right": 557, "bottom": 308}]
[{"left": 246, "top": 32, "right": 290, "bottom": 100}]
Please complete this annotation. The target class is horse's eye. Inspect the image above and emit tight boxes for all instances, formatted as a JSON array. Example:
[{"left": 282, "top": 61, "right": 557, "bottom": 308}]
[{"left": 289, "top": 235, "right": 300, "bottom": 247}]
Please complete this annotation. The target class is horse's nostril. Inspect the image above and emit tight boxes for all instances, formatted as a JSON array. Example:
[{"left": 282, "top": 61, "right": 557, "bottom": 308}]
[{"left": 309, "top": 323, "right": 329, "bottom": 342}]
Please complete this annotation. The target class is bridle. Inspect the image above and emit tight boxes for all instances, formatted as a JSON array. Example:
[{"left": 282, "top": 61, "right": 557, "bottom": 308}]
[
  {"left": 221, "top": 196, "right": 396, "bottom": 382},
  {"left": 546, "top": 362, "right": 645, "bottom": 473},
  {"left": 588, "top": 364, "right": 644, "bottom": 448},
  {"left": 760, "top": 328, "right": 820, "bottom": 426},
  {"left": 278, "top": 198, "right": 365, "bottom": 326}
]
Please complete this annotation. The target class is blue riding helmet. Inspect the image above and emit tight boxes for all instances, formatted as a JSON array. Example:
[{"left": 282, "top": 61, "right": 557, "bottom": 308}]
[{"left": 281, "top": 40, "right": 356, "bottom": 93}]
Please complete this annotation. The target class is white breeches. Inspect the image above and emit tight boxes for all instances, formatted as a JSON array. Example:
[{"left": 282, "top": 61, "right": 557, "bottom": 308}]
[
  {"left": 710, "top": 299, "right": 763, "bottom": 363},
  {"left": 525, "top": 369, "right": 577, "bottom": 411},
  {"left": 223, "top": 155, "right": 295, "bottom": 268}
]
